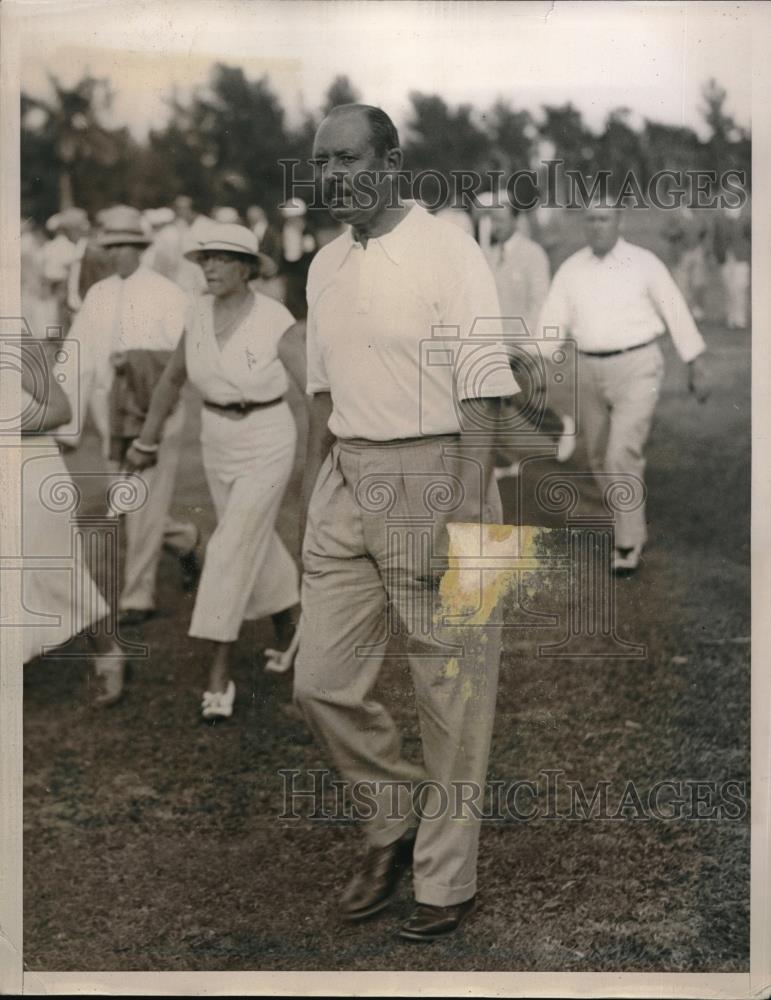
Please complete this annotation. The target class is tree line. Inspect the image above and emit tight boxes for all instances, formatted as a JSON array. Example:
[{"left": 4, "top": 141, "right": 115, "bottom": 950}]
[{"left": 21, "top": 68, "right": 750, "bottom": 223}]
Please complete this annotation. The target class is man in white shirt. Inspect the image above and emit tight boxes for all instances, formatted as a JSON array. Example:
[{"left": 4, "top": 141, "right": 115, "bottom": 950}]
[
  {"left": 41, "top": 208, "right": 90, "bottom": 330},
  {"left": 294, "top": 104, "right": 519, "bottom": 942},
  {"left": 146, "top": 196, "right": 209, "bottom": 296},
  {"left": 713, "top": 204, "right": 751, "bottom": 330},
  {"left": 539, "top": 205, "right": 711, "bottom": 572},
  {"left": 476, "top": 193, "right": 575, "bottom": 474},
  {"left": 66, "top": 206, "right": 199, "bottom": 625}
]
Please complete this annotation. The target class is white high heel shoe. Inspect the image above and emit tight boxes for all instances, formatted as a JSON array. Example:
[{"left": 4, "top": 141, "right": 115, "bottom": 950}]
[
  {"left": 201, "top": 680, "right": 236, "bottom": 721},
  {"left": 93, "top": 657, "right": 126, "bottom": 707}
]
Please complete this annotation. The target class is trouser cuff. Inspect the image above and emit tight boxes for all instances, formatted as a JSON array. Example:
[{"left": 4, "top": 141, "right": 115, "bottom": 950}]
[{"left": 413, "top": 876, "right": 477, "bottom": 907}]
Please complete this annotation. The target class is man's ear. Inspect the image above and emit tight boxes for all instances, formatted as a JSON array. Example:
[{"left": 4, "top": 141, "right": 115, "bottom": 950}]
[{"left": 385, "top": 146, "right": 404, "bottom": 173}]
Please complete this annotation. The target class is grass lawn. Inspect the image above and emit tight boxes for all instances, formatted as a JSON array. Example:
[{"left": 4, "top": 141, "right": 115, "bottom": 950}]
[
  {"left": 23, "top": 316, "right": 749, "bottom": 972},
  {"left": 23, "top": 206, "right": 750, "bottom": 972}
]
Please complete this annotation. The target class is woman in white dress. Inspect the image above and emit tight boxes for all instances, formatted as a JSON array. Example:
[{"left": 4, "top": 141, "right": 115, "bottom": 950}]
[
  {"left": 126, "top": 223, "right": 304, "bottom": 721},
  {"left": 19, "top": 334, "right": 127, "bottom": 705}
]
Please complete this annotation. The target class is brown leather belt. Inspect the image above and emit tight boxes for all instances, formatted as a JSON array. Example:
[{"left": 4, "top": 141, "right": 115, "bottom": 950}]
[
  {"left": 203, "top": 397, "right": 284, "bottom": 415},
  {"left": 578, "top": 336, "right": 660, "bottom": 358}
]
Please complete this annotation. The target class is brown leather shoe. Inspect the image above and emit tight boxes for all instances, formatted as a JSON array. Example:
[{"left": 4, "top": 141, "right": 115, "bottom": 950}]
[
  {"left": 339, "top": 831, "right": 416, "bottom": 922},
  {"left": 398, "top": 896, "right": 476, "bottom": 941}
]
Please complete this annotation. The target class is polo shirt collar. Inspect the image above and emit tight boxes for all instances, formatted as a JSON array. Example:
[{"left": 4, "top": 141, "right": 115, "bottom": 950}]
[
  {"left": 589, "top": 236, "right": 628, "bottom": 263},
  {"left": 119, "top": 265, "right": 148, "bottom": 284},
  {"left": 343, "top": 201, "right": 423, "bottom": 266}
]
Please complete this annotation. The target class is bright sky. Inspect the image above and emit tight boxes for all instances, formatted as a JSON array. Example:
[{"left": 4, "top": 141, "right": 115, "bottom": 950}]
[{"left": 16, "top": 0, "right": 753, "bottom": 141}]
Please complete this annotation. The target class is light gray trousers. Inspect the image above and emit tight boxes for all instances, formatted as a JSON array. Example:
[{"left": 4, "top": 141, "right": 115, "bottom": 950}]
[
  {"left": 294, "top": 435, "right": 502, "bottom": 907},
  {"left": 579, "top": 342, "right": 665, "bottom": 550}
]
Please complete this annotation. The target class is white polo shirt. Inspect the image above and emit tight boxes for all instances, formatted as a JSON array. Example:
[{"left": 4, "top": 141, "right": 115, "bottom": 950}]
[
  {"left": 538, "top": 238, "right": 706, "bottom": 362},
  {"left": 306, "top": 202, "right": 519, "bottom": 441}
]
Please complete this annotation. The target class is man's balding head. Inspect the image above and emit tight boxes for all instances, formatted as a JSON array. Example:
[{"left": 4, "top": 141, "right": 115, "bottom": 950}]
[
  {"left": 312, "top": 103, "right": 403, "bottom": 234},
  {"left": 323, "top": 104, "right": 400, "bottom": 157}
]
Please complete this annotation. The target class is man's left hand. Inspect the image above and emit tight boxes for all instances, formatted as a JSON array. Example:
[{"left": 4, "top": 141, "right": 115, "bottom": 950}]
[{"left": 688, "top": 354, "right": 712, "bottom": 403}]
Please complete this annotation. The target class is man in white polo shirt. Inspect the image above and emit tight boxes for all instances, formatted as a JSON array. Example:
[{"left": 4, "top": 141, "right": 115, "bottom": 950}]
[
  {"left": 294, "top": 104, "right": 519, "bottom": 941},
  {"left": 538, "top": 204, "right": 711, "bottom": 572}
]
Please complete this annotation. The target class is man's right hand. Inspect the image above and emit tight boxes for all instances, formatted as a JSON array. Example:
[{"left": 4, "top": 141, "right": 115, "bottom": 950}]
[{"left": 688, "top": 353, "right": 712, "bottom": 403}]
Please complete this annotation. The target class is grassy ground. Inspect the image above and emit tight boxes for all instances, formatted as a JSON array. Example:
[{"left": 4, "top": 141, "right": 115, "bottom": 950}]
[{"left": 22, "top": 311, "right": 750, "bottom": 973}]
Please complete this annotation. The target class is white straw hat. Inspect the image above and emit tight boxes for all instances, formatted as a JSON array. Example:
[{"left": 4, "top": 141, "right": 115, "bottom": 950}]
[
  {"left": 97, "top": 206, "right": 152, "bottom": 247},
  {"left": 183, "top": 221, "right": 273, "bottom": 272}
]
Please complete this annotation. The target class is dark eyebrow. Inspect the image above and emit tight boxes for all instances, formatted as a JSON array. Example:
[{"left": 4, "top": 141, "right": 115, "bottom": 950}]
[{"left": 310, "top": 147, "right": 359, "bottom": 160}]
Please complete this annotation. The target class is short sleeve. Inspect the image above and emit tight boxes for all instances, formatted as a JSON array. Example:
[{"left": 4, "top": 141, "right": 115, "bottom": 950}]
[
  {"left": 304, "top": 303, "right": 330, "bottom": 395},
  {"left": 260, "top": 296, "right": 296, "bottom": 349},
  {"left": 304, "top": 263, "right": 330, "bottom": 395}
]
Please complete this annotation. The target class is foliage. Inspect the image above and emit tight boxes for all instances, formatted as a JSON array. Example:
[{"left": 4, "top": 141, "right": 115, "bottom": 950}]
[{"left": 20, "top": 66, "right": 751, "bottom": 224}]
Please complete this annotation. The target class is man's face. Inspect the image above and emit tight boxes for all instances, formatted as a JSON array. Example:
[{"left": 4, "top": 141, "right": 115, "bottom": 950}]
[
  {"left": 62, "top": 222, "right": 88, "bottom": 243},
  {"left": 107, "top": 244, "right": 142, "bottom": 279},
  {"left": 311, "top": 111, "right": 396, "bottom": 228},
  {"left": 174, "top": 197, "right": 195, "bottom": 225},
  {"left": 483, "top": 205, "right": 517, "bottom": 245},
  {"left": 585, "top": 208, "right": 621, "bottom": 256}
]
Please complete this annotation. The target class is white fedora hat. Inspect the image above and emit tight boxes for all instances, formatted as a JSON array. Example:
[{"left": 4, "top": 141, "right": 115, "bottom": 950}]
[
  {"left": 98, "top": 205, "right": 152, "bottom": 247},
  {"left": 184, "top": 221, "right": 273, "bottom": 272}
]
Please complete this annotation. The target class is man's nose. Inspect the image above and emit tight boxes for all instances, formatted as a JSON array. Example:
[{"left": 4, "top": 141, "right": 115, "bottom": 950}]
[{"left": 324, "top": 165, "right": 346, "bottom": 186}]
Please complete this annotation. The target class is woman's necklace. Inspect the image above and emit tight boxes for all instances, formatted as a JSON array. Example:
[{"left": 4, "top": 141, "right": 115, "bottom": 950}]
[{"left": 213, "top": 290, "right": 254, "bottom": 345}]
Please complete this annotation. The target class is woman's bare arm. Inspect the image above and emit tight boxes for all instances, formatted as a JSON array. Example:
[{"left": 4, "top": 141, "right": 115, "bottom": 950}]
[
  {"left": 134, "top": 334, "right": 188, "bottom": 448},
  {"left": 277, "top": 320, "right": 307, "bottom": 396}
]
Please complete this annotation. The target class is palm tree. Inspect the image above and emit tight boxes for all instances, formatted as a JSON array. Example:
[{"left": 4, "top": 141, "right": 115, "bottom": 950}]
[{"left": 23, "top": 73, "right": 120, "bottom": 210}]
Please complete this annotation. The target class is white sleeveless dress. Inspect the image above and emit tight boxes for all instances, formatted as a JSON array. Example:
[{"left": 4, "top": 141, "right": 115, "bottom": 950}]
[{"left": 184, "top": 292, "right": 300, "bottom": 642}]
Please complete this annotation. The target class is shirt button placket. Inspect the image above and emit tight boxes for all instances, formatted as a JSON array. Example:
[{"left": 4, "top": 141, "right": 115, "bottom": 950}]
[{"left": 356, "top": 244, "right": 374, "bottom": 315}]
